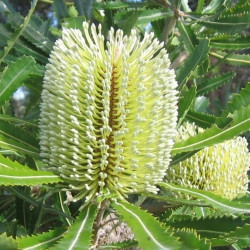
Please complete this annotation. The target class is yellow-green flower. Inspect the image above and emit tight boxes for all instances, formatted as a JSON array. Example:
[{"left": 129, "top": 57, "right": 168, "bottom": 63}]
[
  {"left": 166, "top": 123, "right": 250, "bottom": 200},
  {"left": 39, "top": 22, "right": 178, "bottom": 202}
]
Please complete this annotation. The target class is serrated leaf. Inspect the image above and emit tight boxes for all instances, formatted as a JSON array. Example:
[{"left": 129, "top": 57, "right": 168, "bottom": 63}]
[
  {"left": 53, "top": 0, "right": 68, "bottom": 20},
  {"left": 0, "top": 0, "right": 39, "bottom": 65},
  {"left": 197, "top": 72, "right": 235, "bottom": 95},
  {"left": 186, "top": 110, "right": 216, "bottom": 128},
  {"left": 211, "top": 224, "right": 250, "bottom": 247},
  {"left": 172, "top": 104, "right": 250, "bottom": 154},
  {"left": 0, "top": 154, "right": 61, "bottom": 186},
  {"left": 0, "top": 56, "right": 39, "bottom": 106},
  {"left": 196, "top": 0, "right": 205, "bottom": 13},
  {"left": 210, "top": 51, "right": 250, "bottom": 66},
  {"left": 99, "top": 240, "right": 138, "bottom": 249},
  {"left": 219, "top": 82, "right": 250, "bottom": 122},
  {"left": 7, "top": 13, "right": 53, "bottom": 54},
  {"left": 210, "top": 35, "right": 250, "bottom": 50},
  {"left": 166, "top": 214, "right": 250, "bottom": 239},
  {"left": 174, "top": 228, "right": 210, "bottom": 250},
  {"left": 0, "top": 233, "right": 18, "bottom": 250},
  {"left": 51, "top": 204, "right": 98, "bottom": 250},
  {"left": 176, "top": 39, "right": 209, "bottom": 91},
  {"left": 178, "top": 86, "right": 196, "bottom": 126},
  {"left": 0, "top": 121, "right": 39, "bottom": 157},
  {"left": 112, "top": 201, "right": 181, "bottom": 250},
  {"left": 202, "top": 0, "right": 232, "bottom": 14},
  {"left": 159, "top": 182, "right": 250, "bottom": 214},
  {"left": 136, "top": 9, "right": 173, "bottom": 26},
  {"left": 0, "top": 114, "right": 37, "bottom": 127},
  {"left": 17, "top": 228, "right": 66, "bottom": 250},
  {"left": 0, "top": 24, "right": 48, "bottom": 63},
  {"left": 94, "top": 0, "right": 143, "bottom": 9}
]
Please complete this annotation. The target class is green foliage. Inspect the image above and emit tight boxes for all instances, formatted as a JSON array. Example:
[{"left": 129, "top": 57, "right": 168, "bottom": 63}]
[
  {"left": 51, "top": 204, "right": 98, "bottom": 250},
  {"left": 0, "top": 0, "right": 249, "bottom": 249},
  {"left": 112, "top": 201, "right": 181, "bottom": 249}
]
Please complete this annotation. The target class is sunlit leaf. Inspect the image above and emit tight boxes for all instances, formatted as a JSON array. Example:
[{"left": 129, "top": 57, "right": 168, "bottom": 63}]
[
  {"left": 112, "top": 201, "right": 181, "bottom": 249},
  {"left": 172, "top": 104, "right": 250, "bottom": 154},
  {"left": 51, "top": 204, "right": 98, "bottom": 250},
  {"left": 0, "top": 154, "right": 61, "bottom": 186},
  {"left": 159, "top": 182, "right": 250, "bottom": 214},
  {"left": 17, "top": 228, "right": 66, "bottom": 250}
]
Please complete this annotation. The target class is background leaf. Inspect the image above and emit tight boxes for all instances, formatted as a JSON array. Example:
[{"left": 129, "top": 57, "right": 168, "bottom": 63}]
[
  {"left": 0, "top": 56, "right": 40, "bottom": 106},
  {"left": 176, "top": 39, "right": 209, "bottom": 90}
]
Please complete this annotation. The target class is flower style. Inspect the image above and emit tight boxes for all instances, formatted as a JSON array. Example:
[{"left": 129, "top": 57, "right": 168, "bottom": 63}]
[
  {"left": 165, "top": 123, "right": 250, "bottom": 200},
  {"left": 39, "top": 22, "right": 178, "bottom": 202}
]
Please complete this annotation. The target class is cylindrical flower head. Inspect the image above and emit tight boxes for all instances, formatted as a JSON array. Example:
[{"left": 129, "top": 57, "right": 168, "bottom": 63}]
[
  {"left": 39, "top": 22, "right": 178, "bottom": 202},
  {"left": 165, "top": 123, "right": 250, "bottom": 200}
]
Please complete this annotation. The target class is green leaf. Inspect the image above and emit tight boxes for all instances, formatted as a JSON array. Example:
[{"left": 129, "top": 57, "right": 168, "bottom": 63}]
[
  {"left": 197, "top": 72, "right": 235, "bottom": 95},
  {"left": 168, "top": 215, "right": 250, "bottom": 242},
  {"left": 0, "top": 56, "right": 40, "bottom": 106},
  {"left": 202, "top": 0, "right": 232, "bottom": 14},
  {"left": 0, "top": 121, "right": 39, "bottom": 157},
  {"left": 0, "top": 233, "right": 18, "bottom": 250},
  {"left": 176, "top": 39, "right": 209, "bottom": 91},
  {"left": 220, "top": 82, "right": 250, "bottom": 119},
  {"left": 17, "top": 228, "right": 66, "bottom": 250},
  {"left": 112, "top": 201, "right": 181, "bottom": 250},
  {"left": 0, "top": 24, "right": 48, "bottom": 64},
  {"left": 53, "top": 0, "right": 68, "bottom": 20},
  {"left": 177, "top": 22, "right": 198, "bottom": 53},
  {"left": 136, "top": 9, "right": 173, "bottom": 26},
  {"left": 172, "top": 104, "right": 250, "bottom": 154},
  {"left": 94, "top": 0, "right": 143, "bottom": 10},
  {"left": 7, "top": 14, "right": 53, "bottom": 54},
  {"left": 159, "top": 182, "right": 250, "bottom": 214},
  {"left": 186, "top": 110, "right": 216, "bottom": 128},
  {"left": 0, "top": 154, "right": 61, "bottom": 186},
  {"left": 170, "top": 150, "right": 199, "bottom": 166},
  {"left": 98, "top": 240, "right": 138, "bottom": 249},
  {"left": 0, "top": 0, "right": 39, "bottom": 65},
  {"left": 210, "top": 51, "right": 250, "bottom": 66},
  {"left": 178, "top": 86, "right": 196, "bottom": 126},
  {"left": 0, "top": 114, "right": 37, "bottom": 127},
  {"left": 211, "top": 224, "right": 250, "bottom": 247},
  {"left": 196, "top": 0, "right": 205, "bottom": 13},
  {"left": 51, "top": 204, "right": 98, "bottom": 250},
  {"left": 114, "top": 11, "right": 139, "bottom": 34},
  {"left": 73, "top": 0, "right": 84, "bottom": 16},
  {"left": 210, "top": 35, "right": 250, "bottom": 50},
  {"left": 174, "top": 228, "right": 210, "bottom": 250}
]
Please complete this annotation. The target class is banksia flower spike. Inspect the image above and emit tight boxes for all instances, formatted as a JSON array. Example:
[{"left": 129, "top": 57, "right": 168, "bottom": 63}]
[
  {"left": 39, "top": 22, "right": 178, "bottom": 202},
  {"left": 165, "top": 123, "right": 250, "bottom": 200}
]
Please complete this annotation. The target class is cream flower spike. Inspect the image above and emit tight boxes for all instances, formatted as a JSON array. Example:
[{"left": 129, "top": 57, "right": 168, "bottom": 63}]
[
  {"left": 39, "top": 22, "right": 178, "bottom": 202},
  {"left": 166, "top": 123, "right": 250, "bottom": 200}
]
